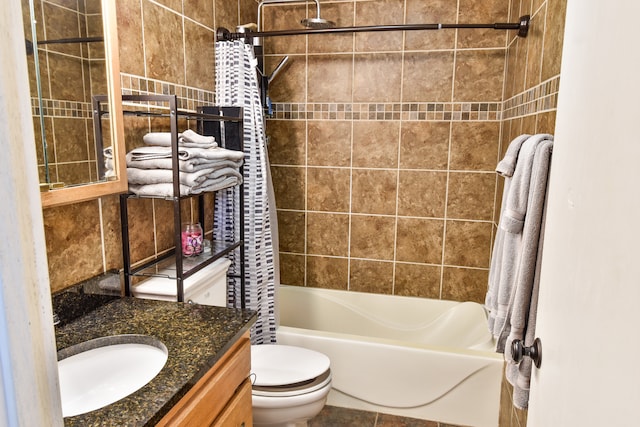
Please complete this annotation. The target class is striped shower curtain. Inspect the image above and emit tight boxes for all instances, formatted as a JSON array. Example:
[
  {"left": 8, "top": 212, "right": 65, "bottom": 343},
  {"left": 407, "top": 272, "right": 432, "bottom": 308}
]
[{"left": 214, "top": 40, "right": 277, "bottom": 344}]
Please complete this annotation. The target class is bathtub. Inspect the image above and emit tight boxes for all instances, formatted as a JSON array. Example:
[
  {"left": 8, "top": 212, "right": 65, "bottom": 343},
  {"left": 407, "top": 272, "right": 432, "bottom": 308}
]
[{"left": 275, "top": 285, "right": 504, "bottom": 427}]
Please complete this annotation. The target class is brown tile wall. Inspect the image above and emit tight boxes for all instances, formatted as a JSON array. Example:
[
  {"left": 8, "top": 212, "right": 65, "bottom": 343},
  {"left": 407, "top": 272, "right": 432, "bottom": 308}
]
[
  {"left": 266, "top": 0, "right": 565, "bottom": 310},
  {"left": 40, "top": 0, "right": 566, "bottom": 312},
  {"left": 44, "top": 0, "right": 257, "bottom": 293},
  {"left": 267, "top": 0, "right": 511, "bottom": 303}
]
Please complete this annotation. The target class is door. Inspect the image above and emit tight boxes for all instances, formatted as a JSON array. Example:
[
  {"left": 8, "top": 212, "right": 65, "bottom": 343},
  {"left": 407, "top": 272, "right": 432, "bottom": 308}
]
[{"left": 527, "top": 1, "right": 640, "bottom": 425}]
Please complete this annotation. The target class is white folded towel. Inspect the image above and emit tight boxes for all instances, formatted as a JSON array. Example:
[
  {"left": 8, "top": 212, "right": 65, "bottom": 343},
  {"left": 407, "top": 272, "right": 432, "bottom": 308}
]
[
  {"left": 129, "top": 182, "right": 193, "bottom": 197},
  {"left": 143, "top": 129, "right": 218, "bottom": 149},
  {"left": 103, "top": 147, "right": 115, "bottom": 177},
  {"left": 127, "top": 166, "right": 243, "bottom": 187},
  {"left": 127, "top": 166, "right": 216, "bottom": 186},
  {"left": 105, "top": 158, "right": 115, "bottom": 177},
  {"left": 128, "top": 146, "right": 244, "bottom": 162},
  {"left": 126, "top": 152, "right": 242, "bottom": 173},
  {"left": 193, "top": 175, "right": 241, "bottom": 192},
  {"left": 181, "top": 129, "right": 217, "bottom": 145},
  {"left": 128, "top": 175, "right": 240, "bottom": 197}
]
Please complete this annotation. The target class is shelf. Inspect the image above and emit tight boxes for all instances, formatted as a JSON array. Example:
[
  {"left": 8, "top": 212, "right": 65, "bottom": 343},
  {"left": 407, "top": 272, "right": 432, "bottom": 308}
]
[
  {"left": 130, "top": 240, "right": 243, "bottom": 280},
  {"left": 94, "top": 95, "right": 243, "bottom": 121},
  {"left": 122, "top": 191, "right": 230, "bottom": 202},
  {"left": 120, "top": 107, "right": 243, "bottom": 122},
  {"left": 118, "top": 94, "right": 246, "bottom": 305}
]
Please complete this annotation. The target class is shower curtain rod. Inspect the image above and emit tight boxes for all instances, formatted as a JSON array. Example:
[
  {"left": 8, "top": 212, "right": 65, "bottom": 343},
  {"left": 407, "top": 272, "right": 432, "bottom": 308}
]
[{"left": 217, "top": 15, "right": 530, "bottom": 41}]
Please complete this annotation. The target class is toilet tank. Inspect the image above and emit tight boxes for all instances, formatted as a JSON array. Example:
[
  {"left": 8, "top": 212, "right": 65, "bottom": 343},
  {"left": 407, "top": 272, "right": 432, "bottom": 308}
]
[{"left": 131, "top": 257, "right": 231, "bottom": 307}]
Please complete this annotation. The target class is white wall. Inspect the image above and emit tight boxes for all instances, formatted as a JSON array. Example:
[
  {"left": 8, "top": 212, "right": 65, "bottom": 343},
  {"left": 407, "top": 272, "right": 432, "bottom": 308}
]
[
  {"left": 0, "top": 0, "right": 63, "bottom": 424},
  {"left": 528, "top": 0, "right": 640, "bottom": 425}
]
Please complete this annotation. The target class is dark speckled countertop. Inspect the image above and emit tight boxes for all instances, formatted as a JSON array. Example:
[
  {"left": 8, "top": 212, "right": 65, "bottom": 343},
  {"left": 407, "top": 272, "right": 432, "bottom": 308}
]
[{"left": 53, "top": 285, "right": 256, "bottom": 427}]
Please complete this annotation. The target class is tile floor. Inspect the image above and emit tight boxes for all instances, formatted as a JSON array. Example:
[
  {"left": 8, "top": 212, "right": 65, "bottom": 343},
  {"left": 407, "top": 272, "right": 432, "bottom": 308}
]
[{"left": 309, "top": 405, "right": 466, "bottom": 427}]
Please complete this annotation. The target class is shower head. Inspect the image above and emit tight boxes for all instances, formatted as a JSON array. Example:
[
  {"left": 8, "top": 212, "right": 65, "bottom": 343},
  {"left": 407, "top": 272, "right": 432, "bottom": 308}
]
[
  {"left": 301, "top": 17, "right": 336, "bottom": 29},
  {"left": 301, "top": 0, "right": 336, "bottom": 29},
  {"left": 257, "top": 0, "right": 336, "bottom": 31}
]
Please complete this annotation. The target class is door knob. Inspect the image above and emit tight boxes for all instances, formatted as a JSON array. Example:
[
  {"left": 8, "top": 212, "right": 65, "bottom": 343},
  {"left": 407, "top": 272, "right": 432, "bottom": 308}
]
[{"left": 511, "top": 337, "right": 542, "bottom": 368}]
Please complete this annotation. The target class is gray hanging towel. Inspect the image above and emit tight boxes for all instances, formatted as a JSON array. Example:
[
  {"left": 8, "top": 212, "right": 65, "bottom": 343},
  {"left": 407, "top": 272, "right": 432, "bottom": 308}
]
[{"left": 485, "top": 134, "right": 554, "bottom": 409}]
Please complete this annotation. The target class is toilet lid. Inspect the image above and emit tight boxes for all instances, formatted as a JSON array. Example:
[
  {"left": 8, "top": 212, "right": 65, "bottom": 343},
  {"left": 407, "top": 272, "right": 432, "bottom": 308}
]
[{"left": 251, "top": 345, "right": 330, "bottom": 386}]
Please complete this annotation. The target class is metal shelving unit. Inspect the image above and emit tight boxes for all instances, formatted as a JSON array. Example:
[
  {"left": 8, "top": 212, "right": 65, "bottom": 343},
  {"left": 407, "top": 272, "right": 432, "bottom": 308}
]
[{"left": 107, "top": 94, "right": 245, "bottom": 306}]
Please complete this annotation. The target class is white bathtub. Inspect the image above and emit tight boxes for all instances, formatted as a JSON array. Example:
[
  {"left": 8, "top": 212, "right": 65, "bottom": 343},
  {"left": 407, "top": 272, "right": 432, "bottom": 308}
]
[{"left": 276, "top": 285, "right": 504, "bottom": 427}]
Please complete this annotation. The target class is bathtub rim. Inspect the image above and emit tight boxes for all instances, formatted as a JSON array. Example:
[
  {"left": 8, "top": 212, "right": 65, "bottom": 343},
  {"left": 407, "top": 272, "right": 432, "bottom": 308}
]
[
  {"left": 276, "top": 324, "right": 503, "bottom": 361},
  {"left": 278, "top": 284, "right": 482, "bottom": 310}
]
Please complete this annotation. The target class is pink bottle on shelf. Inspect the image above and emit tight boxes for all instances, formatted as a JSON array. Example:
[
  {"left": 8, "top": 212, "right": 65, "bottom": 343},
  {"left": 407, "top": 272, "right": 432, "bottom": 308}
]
[{"left": 181, "top": 223, "right": 203, "bottom": 256}]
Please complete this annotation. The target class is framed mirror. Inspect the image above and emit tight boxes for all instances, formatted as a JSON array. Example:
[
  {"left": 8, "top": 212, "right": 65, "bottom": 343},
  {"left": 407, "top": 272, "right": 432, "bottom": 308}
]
[{"left": 23, "top": 0, "right": 126, "bottom": 208}]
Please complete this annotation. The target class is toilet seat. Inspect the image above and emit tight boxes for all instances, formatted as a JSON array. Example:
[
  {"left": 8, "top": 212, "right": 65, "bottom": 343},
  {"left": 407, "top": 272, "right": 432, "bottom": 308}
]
[
  {"left": 252, "top": 369, "right": 332, "bottom": 397},
  {"left": 251, "top": 345, "right": 331, "bottom": 397},
  {"left": 251, "top": 345, "right": 330, "bottom": 386}
]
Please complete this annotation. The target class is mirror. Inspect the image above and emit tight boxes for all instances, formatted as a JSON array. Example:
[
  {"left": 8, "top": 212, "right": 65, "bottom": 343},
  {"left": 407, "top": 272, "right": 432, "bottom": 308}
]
[{"left": 22, "top": 0, "right": 126, "bottom": 208}]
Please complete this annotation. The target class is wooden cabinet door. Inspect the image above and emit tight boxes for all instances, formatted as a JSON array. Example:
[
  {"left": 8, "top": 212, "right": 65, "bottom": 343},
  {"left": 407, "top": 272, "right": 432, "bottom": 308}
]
[
  {"left": 157, "top": 333, "right": 251, "bottom": 427},
  {"left": 213, "top": 379, "right": 253, "bottom": 427}
]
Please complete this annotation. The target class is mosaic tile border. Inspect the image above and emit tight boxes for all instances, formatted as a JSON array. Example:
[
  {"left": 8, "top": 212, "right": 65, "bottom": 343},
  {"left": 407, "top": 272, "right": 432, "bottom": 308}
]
[
  {"left": 270, "top": 102, "right": 502, "bottom": 121},
  {"left": 117, "top": 73, "right": 557, "bottom": 119},
  {"left": 119, "top": 73, "right": 215, "bottom": 112},
  {"left": 31, "top": 98, "right": 92, "bottom": 119},
  {"left": 268, "top": 76, "right": 560, "bottom": 121},
  {"left": 503, "top": 76, "right": 560, "bottom": 119}
]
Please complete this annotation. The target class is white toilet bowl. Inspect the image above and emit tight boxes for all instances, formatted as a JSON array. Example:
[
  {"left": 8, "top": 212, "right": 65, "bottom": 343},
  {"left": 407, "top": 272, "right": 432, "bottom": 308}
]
[{"left": 251, "top": 344, "right": 332, "bottom": 427}]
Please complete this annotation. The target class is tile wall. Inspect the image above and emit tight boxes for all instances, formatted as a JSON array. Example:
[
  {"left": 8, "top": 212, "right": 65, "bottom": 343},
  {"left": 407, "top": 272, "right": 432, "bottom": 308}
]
[
  {"left": 266, "top": 0, "right": 511, "bottom": 302},
  {"left": 43, "top": 0, "right": 256, "bottom": 292},
  {"left": 263, "top": 0, "right": 564, "bottom": 309},
  {"left": 39, "top": 0, "right": 566, "bottom": 351},
  {"left": 22, "top": 0, "right": 106, "bottom": 185}
]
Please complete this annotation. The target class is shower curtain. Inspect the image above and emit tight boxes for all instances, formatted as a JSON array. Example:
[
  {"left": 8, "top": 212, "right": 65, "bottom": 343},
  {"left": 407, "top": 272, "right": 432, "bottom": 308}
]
[{"left": 214, "top": 40, "right": 278, "bottom": 344}]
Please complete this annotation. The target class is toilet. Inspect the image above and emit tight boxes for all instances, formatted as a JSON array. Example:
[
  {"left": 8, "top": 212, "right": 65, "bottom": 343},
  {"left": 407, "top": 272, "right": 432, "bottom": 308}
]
[{"left": 250, "top": 344, "right": 332, "bottom": 427}]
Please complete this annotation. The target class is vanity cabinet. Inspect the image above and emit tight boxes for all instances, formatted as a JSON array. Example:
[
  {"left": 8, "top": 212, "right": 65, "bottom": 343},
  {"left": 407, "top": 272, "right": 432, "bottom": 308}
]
[
  {"left": 156, "top": 331, "right": 253, "bottom": 427},
  {"left": 117, "top": 94, "right": 246, "bottom": 306}
]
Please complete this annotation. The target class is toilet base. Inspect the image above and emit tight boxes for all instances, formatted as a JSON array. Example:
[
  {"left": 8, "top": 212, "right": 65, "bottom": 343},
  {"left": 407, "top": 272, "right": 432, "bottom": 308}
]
[
  {"left": 253, "top": 420, "right": 308, "bottom": 427},
  {"left": 252, "top": 395, "right": 327, "bottom": 427}
]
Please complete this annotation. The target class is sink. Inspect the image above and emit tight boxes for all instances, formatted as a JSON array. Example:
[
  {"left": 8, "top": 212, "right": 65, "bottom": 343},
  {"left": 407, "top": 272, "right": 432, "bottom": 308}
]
[{"left": 57, "top": 335, "right": 168, "bottom": 417}]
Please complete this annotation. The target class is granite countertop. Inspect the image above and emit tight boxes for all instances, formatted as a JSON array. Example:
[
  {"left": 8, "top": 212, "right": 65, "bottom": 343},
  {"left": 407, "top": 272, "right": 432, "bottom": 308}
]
[{"left": 53, "top": 289, "right": 256, "bottom": 427}]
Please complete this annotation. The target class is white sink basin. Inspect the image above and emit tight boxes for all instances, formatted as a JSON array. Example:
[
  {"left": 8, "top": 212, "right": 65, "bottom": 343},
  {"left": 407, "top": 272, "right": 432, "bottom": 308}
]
[{"left": 58, "top": 335, "right": 168, "bottom": 417}]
